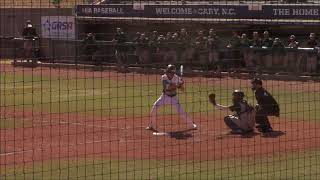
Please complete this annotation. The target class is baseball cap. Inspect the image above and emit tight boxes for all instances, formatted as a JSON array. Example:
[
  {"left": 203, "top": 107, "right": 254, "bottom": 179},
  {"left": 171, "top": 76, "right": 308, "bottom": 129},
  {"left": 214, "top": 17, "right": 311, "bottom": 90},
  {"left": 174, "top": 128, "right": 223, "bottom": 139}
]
[{"left": 251, "top": 78, "right": 262, "bottom": 85}]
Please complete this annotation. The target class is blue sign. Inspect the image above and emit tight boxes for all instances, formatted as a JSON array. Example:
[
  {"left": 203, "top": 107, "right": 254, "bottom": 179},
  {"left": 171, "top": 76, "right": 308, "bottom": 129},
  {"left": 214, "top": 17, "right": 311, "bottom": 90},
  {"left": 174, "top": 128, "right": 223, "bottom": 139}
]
[
  {"left": 75, "top": 4, "right": 320, "bottom": 22},
  {"left": 75, "top": 5, "right": 250, "bottom": 19}
]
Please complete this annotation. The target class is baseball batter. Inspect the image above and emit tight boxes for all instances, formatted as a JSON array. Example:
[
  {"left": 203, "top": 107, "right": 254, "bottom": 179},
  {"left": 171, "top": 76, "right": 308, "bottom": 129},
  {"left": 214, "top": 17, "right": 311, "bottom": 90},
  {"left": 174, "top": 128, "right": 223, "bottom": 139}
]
[
  {"left": 146, "top": 64, "right": 197, "bottom": 131},
  {"left": 209, "top": 90, "right": 255, "bottom": 134}
]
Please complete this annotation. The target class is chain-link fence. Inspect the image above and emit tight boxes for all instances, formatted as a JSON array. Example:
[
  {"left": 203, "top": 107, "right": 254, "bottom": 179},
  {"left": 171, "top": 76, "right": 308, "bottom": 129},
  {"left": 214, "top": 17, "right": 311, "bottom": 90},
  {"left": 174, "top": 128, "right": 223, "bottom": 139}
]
[{"left": 1, "top": 1, "right": 320, "bottom": 180}]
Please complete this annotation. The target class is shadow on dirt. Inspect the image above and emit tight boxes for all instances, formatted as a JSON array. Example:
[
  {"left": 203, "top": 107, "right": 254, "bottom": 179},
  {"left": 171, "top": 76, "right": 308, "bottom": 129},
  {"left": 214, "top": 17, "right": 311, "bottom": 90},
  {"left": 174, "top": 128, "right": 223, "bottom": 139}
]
[
  {"left": 260, "top": 130, "right": 286, "bottom": 138},
  {"left": 167, "top": 131, "right": 194, "bottom": 140},
  {"left": 215, "top": 130, "right": 286, "bottom": 139}
]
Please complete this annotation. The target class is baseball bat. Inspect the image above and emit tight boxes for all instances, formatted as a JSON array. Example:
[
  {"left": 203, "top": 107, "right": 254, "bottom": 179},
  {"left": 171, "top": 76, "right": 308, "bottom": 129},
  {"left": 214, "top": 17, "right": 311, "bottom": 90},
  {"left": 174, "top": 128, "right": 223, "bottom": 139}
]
[{"left": 179, "top": 65, "right": 184, "bottom": 88}]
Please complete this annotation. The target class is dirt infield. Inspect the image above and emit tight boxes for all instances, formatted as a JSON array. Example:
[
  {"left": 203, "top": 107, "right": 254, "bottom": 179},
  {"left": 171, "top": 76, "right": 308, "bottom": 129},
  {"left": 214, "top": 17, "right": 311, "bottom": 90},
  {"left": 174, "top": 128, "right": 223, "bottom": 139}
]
[
  {"left": 0, "top": 65, "right": 320, "bottom": 167},
  {"left": 1, "top": 107, "right": 320, "bottom": 167}
]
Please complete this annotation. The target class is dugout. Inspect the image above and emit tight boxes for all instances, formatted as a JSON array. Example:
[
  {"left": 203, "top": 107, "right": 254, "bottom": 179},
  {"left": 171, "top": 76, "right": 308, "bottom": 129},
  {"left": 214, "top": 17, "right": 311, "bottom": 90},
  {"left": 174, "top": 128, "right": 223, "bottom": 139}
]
[
  {"left": 76, "top": 18, "right": 320, "bottom": 41},
  {"left": 75, "top": 17, "right": 320, "bottom": 69}
]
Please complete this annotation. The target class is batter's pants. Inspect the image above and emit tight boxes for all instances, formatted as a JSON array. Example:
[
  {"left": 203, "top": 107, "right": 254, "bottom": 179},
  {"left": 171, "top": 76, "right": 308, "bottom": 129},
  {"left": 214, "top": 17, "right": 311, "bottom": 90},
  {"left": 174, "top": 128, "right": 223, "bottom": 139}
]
[{"left": 149, "top": 94, "right": 194, "bottom": 129}]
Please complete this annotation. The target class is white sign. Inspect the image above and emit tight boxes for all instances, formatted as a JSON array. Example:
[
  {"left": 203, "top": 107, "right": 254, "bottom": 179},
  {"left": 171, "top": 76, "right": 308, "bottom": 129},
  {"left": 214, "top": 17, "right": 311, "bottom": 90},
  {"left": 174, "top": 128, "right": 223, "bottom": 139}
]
[{"left": 41, "top": 16, "right": 75, "bottom": 39}]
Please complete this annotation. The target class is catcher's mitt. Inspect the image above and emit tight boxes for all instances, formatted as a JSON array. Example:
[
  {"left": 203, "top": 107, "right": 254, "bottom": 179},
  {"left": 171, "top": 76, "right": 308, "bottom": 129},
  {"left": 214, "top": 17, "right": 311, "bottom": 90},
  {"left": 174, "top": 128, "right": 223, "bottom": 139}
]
[{"left": 208, "top": 93, "right": 216, "bottom": 105}]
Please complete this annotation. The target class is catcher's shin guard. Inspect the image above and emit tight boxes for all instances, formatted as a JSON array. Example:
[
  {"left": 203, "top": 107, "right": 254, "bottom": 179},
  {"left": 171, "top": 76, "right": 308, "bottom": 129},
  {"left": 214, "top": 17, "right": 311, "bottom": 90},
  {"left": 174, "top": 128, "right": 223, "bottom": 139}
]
[{"left": 224, "top": 116, "right": 241, "bottom": 131}]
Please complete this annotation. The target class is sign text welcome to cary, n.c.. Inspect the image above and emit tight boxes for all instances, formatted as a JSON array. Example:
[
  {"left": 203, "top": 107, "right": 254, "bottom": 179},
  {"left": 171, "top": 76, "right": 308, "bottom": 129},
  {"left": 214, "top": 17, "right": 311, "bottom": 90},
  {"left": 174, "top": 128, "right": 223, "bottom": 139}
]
[{"left": 144, "top": 5, "right": 249, "bottom": 18}]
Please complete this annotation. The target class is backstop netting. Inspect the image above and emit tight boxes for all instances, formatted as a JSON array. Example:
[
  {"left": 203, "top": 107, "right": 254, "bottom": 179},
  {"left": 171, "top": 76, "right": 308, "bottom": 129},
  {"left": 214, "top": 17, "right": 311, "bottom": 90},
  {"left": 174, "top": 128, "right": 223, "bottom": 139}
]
[{"left": 0, "top": 0, "right": 320, "bottom": 179}]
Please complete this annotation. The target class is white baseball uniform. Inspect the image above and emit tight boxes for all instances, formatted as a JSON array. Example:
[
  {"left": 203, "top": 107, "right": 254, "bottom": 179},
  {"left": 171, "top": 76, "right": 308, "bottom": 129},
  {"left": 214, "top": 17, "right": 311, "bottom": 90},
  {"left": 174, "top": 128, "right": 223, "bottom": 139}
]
[{"left": 148, "top": 73, "right": 195, "bottom": 129}]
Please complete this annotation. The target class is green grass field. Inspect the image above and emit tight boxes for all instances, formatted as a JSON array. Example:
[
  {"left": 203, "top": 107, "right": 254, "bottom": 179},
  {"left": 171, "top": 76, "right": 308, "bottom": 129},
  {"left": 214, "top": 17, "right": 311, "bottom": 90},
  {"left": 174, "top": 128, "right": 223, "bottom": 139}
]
[
  {"left": 0, "top": 73, "right": 319, "bottom": 122},
  {"left": 1, "top": 150, "right": 320, "bottom": 180},
  {"left": 1, "top": 72, "right": 320, "bottom": 179}
]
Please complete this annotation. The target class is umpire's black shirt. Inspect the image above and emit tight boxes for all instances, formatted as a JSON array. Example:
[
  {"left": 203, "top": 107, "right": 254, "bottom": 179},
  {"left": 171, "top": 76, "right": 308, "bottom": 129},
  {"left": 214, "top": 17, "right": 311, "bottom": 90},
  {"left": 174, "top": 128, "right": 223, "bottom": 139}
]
[{"left": 255, "top": 87, "right": 279, "bottom": 115}]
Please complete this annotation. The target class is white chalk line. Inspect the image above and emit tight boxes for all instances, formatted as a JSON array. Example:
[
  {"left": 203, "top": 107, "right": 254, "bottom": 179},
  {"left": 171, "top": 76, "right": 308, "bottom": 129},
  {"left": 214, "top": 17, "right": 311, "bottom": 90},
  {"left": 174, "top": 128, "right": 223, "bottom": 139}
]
[
  {"left": 0, "top": 136, "right": 154, "bottom": 157},
  {"left": 36, "top": 119, "right": 146, "bottom": 130}
]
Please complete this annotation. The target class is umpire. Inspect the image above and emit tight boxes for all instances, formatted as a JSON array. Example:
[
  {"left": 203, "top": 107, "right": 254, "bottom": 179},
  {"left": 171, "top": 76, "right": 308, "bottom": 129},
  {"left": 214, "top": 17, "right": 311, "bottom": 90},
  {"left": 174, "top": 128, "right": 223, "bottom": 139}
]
[{"left": 251, "top": 78, "right": 280, "bottom": 133}]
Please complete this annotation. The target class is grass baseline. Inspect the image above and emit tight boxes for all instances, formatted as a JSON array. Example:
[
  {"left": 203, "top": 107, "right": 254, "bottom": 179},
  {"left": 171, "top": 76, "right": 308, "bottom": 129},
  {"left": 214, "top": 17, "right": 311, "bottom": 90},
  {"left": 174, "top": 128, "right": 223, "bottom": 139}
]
[{"left": 1, "top": 149, "right": 320, "bottom": 179}]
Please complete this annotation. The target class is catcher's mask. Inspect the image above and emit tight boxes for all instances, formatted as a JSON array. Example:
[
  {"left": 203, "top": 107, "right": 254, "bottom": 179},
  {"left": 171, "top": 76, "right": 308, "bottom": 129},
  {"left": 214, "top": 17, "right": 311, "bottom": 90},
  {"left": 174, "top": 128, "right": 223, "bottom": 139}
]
[
  {"left": 232, "top": 90, "right": 245, "bottom": 99},
  {"left": 166, "top": 64, "right": 176, "bottom": 73}
]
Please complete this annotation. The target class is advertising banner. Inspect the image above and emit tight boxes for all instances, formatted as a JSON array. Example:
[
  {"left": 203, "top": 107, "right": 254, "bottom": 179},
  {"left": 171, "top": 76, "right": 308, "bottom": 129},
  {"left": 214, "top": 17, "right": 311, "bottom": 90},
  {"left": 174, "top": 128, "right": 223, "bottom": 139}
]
[{"left": 41, "top": 16, "right": 75, "bottom": 39}]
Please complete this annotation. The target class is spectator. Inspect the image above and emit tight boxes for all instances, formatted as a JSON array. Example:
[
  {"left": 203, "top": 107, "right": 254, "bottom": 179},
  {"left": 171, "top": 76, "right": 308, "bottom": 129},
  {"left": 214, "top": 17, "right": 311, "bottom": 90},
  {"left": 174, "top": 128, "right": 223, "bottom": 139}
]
[
  {"left": 261, "top": 31, "right": 273, "bottom": 68},
  {"left": 227, "top": 31, "right": 241, "bottom": 49},
  {"left": 165, "top": 32, "right": 172, "bottom": 42},
  {"left": 250, "top": 31, "right": 263, "bottom": 68},
  {"left": 22, "top": 20, "right": 38, "bottom": 62},
  {"left": 306, "top": 33, "right": 318, "bottom": 48},
  {"left": 239, "top": 33, "right": 253, "bottom": 67},
  {"left": 225, "top": 31, "right": 241, "bottom": 69},
  {"left": 262, "top": 31, "right": 273, "bottom": 47},
  {"left": 178, "top": 28, "right": 192, "bottom": 63},
  {"left": 288, "top": 35, "right": 299, "bottom": 48},
  {"left": 240, "top": 33, "right": 250, "bottom": 48},
  {"left": 271, "top": 38, "right": 286, "bottom": 69},
  {"left": 133, "top": 32, "right": 141, "bottom": 61},
  {"left": 305, "top": 33, "right": 318, "bottom": 73},
  {"left": 156, "top": 34, "right": 167, "bottom": 62},
  {"left": 149, "top": 31, "right": 159, "bottom": 59},
  {"left": 195, "top": 31, "right": 207, "bottom": 48},
  {"left": 136, "top": 33, "right": 149, "bottom": 64},
  {"left": 169, "top": 33, "right": 179, "bottom": 63},
  {"left": 150, "top": 31, "right": 158, "bottom": 42},
  {"left": 81, "top": 33, "right": 98, "bottom": 65},
  {"left": 251, "top": 32, "right": 262, "bottom": 48},
  {"left": 285, "top": 35, "right": 300, "bottom": 72},
  {"left": 206, "top": 29, "right": 221, "bottom": 69},
  {"left": 163, "top": 32, "right": 177, "bottom": 63},
  {"left": 193, "top": 30, "right": 207, "bottom": 65},
  {"left": 112, "top": 28, "right": 128, "bottom": 70}
]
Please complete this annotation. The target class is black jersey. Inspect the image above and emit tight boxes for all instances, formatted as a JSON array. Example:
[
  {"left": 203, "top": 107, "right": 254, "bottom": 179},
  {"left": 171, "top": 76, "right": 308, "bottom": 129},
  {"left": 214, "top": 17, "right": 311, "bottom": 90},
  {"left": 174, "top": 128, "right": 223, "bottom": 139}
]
[{"left": 255, "top": 87, "right": 279, "bottom": 115}]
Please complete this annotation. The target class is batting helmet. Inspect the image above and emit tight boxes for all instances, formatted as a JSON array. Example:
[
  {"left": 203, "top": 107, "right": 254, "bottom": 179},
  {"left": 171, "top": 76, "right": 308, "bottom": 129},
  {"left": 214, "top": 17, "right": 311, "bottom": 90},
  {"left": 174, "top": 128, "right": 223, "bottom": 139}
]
[
  {"left": 166, "top": 64, "right": 176, "bottom": 73},
  {"left": 251, "top": 78, "right": 262, "bottom": 85},
  {"left": 232, "top": 89, "right": 245, "bottom": 99}
]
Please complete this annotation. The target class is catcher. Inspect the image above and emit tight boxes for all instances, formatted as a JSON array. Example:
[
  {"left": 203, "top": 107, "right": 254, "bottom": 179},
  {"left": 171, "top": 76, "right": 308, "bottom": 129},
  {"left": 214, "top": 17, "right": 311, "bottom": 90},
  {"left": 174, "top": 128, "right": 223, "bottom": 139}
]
[{"left": 209, "top": 90, "right": 255, "bottom": 134}]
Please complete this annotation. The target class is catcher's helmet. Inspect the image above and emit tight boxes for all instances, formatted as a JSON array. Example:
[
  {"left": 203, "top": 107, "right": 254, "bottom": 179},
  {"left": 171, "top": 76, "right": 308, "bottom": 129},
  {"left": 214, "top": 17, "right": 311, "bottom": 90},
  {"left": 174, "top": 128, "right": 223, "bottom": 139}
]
[
  {"left": 251, "top": 78, "right": 262, "bottom": 85},
  {"left": 166, "top": 64, "right": 176, "bottom": 73},
  {"left": 232, "top": 89, "right": 245, "bottom": 99}
]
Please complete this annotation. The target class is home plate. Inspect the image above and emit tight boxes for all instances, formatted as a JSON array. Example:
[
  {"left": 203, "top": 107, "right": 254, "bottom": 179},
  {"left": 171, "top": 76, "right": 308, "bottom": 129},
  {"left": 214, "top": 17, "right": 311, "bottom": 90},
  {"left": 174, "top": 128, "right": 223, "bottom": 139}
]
[{"left": 152, "top": 132, "right": 169, "bottom": 136}]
